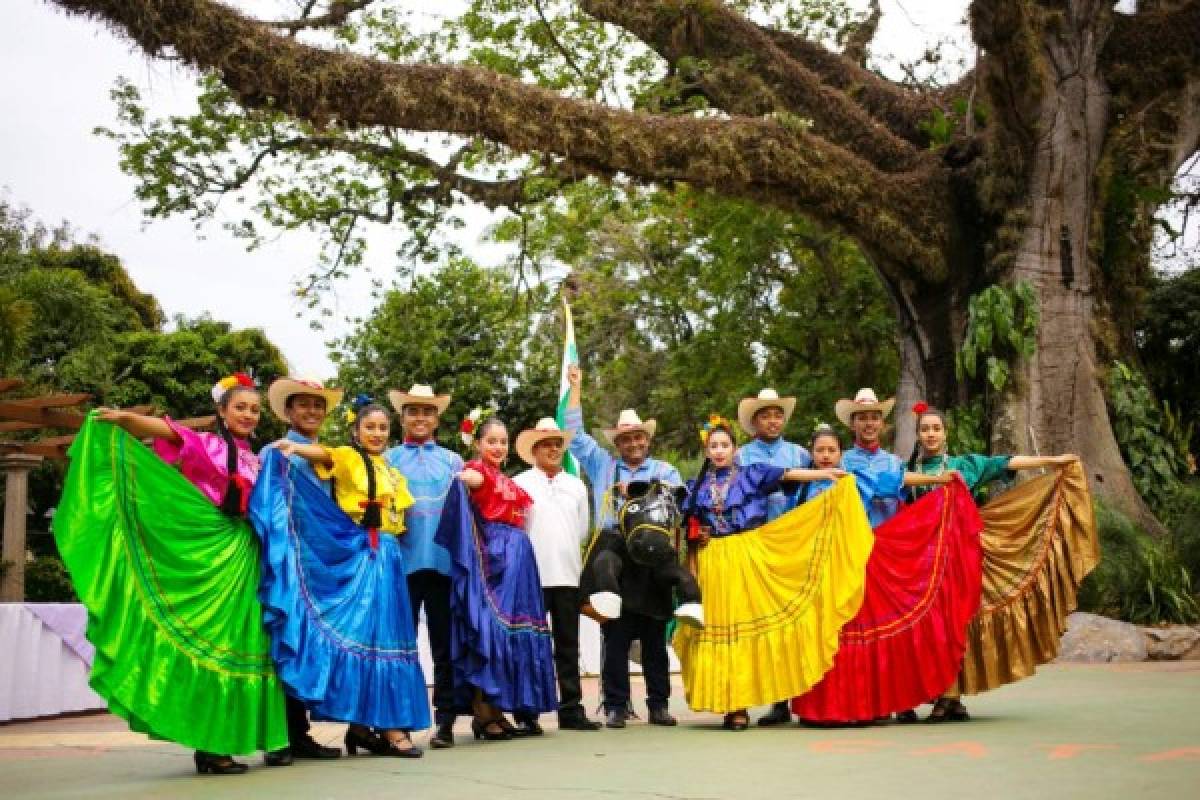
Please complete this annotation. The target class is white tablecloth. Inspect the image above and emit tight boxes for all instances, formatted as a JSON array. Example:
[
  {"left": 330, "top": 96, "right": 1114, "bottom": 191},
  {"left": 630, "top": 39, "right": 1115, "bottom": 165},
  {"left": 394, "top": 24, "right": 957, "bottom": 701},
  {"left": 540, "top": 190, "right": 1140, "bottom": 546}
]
[{"left": 0, "top": 603, "right": 105, "bottom": 722}]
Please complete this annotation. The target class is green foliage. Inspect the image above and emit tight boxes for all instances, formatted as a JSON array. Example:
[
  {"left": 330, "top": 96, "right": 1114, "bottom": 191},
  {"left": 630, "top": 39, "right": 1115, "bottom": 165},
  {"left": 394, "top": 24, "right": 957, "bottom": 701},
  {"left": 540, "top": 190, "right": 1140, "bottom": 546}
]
[
  {"left": 955, "top": 281, "right": 1039, "bottom": 392},
  {"left": 945, "top": 400, "right": 988, "bottom": 455},
  {"left": 23, "top": 556, "right": 77, "bottom": 603},
  {"left": 1107, "top": 360, "right": 1191, "bottom": 515},
  {"left": 1137, "top": 268, "right": 1200, "bottom": 454},
  {"left": 1079, "top": 500, "right": 1200, "bottom": 625}
]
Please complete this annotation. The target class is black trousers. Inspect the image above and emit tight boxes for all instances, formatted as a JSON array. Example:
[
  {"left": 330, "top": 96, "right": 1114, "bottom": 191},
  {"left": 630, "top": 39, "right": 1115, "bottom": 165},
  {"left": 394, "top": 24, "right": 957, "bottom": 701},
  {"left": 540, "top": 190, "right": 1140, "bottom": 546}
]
[
  {"left": 285, "top": 694, "right": 311, "bottom": 743},
  {"left": 601, "top": 611, "right": 670, "bottom": 713},
  {"left": 407, "top": 569, "right": 456, "bottom": 723},
  {"left": 517, "top": 587, "right": 586, "bottom": 722}
]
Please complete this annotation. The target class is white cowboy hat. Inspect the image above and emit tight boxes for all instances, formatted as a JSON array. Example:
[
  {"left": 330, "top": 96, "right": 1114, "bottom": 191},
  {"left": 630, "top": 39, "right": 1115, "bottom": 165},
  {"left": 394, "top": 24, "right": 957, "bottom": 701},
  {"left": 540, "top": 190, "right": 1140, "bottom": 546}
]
[
  {"left": 835, "top": 387, "right": 896, "bottom": 427},
  {"left": 515, "top": 417, "right": 575, "bottom": 466},
  {"left": 388, "top": 383, "right": 451, "bottom": 415},
  {"left": 737, "top": 388, "right": 796, "bottom": 436},
  {"left": 602, "top": 409, "right": 657, "bottom": 446},
  {"left": 267, "top": 378, "right": 344, "bottom": 421}
]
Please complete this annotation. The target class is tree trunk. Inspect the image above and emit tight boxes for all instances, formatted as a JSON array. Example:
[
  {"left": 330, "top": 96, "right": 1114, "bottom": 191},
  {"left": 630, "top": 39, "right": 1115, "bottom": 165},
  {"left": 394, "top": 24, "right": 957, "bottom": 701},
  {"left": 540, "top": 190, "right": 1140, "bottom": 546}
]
[{"left": 989, "top": 3, "right": 1161, "bottom": 530}]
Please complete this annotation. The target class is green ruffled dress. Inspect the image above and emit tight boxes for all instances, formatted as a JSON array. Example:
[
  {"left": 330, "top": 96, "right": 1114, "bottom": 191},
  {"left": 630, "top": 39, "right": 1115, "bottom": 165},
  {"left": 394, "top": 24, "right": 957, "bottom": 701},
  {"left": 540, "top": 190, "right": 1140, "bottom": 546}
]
[{"left": 54, "top": 417, "right": 287, "bottom": 754}]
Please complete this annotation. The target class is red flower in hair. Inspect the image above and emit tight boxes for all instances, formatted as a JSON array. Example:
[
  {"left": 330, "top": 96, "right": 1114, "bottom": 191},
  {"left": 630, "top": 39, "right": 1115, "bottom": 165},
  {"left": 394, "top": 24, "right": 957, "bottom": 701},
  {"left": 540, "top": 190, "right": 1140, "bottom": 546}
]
[
  {"left": 233, "top": 372, "right": 255, "bottom": 388},
  {"left": 912, "top": 401, "right": 930, "bottom": 415},
  {"left": 460, "top": 419, "right": 475, "bottom": 434}
]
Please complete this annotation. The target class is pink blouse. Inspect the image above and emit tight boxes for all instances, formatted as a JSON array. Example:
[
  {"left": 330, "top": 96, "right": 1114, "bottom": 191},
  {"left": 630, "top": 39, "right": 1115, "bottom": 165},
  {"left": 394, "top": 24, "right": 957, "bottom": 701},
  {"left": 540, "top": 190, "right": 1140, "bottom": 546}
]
[{"left": 153, "top": 416, "right": 260, "bottom": 508}]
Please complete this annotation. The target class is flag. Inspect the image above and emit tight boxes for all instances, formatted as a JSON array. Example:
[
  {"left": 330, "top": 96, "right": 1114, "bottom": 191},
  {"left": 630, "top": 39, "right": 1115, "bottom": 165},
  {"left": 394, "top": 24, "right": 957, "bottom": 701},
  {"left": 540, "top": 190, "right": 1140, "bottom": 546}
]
[{"left": 556, "top": 296, "right": 580, "bottom": 476}]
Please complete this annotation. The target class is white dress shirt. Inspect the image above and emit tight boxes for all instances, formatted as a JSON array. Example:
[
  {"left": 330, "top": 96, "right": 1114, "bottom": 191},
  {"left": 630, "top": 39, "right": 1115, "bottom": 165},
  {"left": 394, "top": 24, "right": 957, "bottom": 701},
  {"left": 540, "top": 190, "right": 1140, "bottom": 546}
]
[{"left": 513, "top": 466, "right": 591, "bottom": 588}]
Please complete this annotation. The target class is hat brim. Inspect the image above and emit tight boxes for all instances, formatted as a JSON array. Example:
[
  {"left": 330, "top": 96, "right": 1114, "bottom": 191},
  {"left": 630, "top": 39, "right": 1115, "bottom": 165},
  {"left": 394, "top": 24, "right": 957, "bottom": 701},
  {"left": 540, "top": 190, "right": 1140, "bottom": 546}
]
[
  {"left": 268, "top": 379, "right": 344, "bottom": 422},
  {"left": 603, "top": 420, "right": 657, "bottom": 446},
  {"left": 388, "top": 389, "right": 451, "bottom": 416},
  {"left": 515, "top": 428, "right": 574, "bottom": 466},
  {"left": 737, "top": 396, "right": 796, "bottom": 436},
  {"left": 835, "top": 397, "right": 896, "bottom": 427}
]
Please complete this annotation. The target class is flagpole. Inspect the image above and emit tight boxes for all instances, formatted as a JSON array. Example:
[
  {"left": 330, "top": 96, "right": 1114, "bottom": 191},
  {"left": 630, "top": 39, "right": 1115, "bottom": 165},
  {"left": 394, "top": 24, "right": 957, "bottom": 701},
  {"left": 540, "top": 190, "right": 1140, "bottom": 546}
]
[{"left": 556, "top": 293, "right": 580, "bottom": 475}]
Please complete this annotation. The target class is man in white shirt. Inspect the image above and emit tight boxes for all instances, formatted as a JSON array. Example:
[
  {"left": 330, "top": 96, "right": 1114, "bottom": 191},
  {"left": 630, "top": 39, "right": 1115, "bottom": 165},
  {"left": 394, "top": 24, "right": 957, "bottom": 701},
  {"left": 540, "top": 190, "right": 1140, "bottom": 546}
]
[{"left": 512, "top": 418, "right": 602, "bottom": 733}]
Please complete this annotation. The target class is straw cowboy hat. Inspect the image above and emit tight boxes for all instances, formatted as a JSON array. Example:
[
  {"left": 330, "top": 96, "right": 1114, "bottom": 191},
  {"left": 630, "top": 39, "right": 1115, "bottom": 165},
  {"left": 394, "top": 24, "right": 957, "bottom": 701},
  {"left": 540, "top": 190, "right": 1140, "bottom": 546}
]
[
  {"left": 515, "top": 417, "right": 575, "bottom": 466},
  {"left": 602, "top": 409, "right": 657, "bottom": 446},
  {"left": 835, "top": 387, "right": 896, "bottom": 427},
  {"left": 737, "top": 388, "right": 796, "bottom": 436},
  {"left": 267, "top": 378, "right": 344, "bottom": 421},
  {"left": 388, "top": 383, "right": 451, "bottom": 415}
]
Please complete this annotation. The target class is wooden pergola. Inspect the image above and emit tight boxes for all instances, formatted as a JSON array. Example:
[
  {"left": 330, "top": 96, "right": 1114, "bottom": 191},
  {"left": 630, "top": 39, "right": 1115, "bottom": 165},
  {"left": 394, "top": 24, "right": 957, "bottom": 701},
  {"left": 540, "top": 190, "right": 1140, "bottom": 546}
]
[{"left": 0, "top": 379, "right": 213, "bottom": 601}]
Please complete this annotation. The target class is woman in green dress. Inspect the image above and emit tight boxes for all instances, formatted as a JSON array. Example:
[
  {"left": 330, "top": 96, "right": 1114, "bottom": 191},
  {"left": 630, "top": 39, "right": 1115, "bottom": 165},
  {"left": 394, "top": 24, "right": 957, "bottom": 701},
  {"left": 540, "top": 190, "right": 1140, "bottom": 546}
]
[{"left": 907, "top": 402, "right": 1078, "bottom": 722}]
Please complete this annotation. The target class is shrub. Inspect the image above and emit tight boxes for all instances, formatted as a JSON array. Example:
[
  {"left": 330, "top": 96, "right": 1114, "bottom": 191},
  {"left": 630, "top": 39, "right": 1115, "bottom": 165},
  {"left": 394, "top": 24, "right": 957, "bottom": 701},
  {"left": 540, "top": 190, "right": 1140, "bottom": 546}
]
[{"left": 23, "top": 555, "right": 77, "bottom": 602}]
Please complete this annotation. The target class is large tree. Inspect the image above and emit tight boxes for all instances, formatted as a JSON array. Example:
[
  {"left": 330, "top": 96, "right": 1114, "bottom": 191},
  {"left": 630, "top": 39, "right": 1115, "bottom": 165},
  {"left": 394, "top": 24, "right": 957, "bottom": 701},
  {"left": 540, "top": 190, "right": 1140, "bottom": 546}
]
[{"left": 46, "top": 0, "right": 1200, "bottom": 526}]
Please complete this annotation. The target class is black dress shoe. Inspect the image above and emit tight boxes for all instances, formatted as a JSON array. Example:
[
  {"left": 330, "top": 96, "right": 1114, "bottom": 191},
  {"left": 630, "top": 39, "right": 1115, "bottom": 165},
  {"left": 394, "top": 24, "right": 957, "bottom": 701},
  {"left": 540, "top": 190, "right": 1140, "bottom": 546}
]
[
  {"left": 605, "top": 708, "right": 627, "bottom": 729},
  {"left": 429, "top": 719, "right": 455, "bottom": 749},
  {"left": 292, "top": 735, "right": 341, "bottom": 759},
  {"left": 757, "top": 702, "right": 793, "bottom": 727},
  {"left": 264, "top": 747, "right": 294, "bottom": 767},
  {"left": 559, "top": 715, "right": 602, "bottom": 731},
  {"left": 194, "top": 751, "right": 249, "bottom": 775},
  {"left": 647, "top": 708, "right": 677, "bottom": 727},
  {"left": 512, "top": 719, "right": 544, "bottom": 737}
]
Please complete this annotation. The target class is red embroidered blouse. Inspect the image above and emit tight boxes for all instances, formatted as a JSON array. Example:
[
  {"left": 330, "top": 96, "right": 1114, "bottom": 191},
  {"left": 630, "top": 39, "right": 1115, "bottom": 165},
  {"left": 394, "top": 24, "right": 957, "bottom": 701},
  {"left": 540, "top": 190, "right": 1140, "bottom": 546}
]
[{"left": 465, "top": 459, "right": 532, "bottom": 527}]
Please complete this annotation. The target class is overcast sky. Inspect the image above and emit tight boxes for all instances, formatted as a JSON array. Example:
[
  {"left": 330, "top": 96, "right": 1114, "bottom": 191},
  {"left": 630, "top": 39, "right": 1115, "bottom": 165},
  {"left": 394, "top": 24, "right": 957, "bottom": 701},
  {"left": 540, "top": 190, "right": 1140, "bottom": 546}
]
[{"left": 0, "top": 1, "right": 969, "bottom": 381}]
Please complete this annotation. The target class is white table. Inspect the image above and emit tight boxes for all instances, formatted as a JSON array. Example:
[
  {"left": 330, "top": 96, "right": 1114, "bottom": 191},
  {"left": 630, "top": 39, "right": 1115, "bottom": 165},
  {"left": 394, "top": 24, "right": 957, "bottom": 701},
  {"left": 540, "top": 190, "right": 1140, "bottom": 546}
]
[{"left": 0, "top": 603, "right": 105, "bottom": 722}]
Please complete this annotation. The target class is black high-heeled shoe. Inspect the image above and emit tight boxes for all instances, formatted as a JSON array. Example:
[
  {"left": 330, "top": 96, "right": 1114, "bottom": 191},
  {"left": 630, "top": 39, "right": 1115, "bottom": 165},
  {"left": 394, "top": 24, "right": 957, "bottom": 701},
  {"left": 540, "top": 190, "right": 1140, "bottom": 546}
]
[
  {"left": 471, "top": 718, "right": 512, "bottom": 741},
  {"left": 193, "top": 751, "right": 249, "bottom": 775},
  {"left": 344, "top": 727, "right": 388, "bottom": 756},
  {"left": 380, "top": 732, "right": 424, "bottom": 759}
]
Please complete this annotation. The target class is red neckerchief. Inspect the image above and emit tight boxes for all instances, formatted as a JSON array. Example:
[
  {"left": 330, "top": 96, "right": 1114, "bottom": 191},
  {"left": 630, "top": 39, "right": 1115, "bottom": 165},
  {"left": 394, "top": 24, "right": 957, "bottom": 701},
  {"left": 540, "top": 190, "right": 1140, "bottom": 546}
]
[{"left": 855, "top": 440, "right": 881, "bottom": 454}]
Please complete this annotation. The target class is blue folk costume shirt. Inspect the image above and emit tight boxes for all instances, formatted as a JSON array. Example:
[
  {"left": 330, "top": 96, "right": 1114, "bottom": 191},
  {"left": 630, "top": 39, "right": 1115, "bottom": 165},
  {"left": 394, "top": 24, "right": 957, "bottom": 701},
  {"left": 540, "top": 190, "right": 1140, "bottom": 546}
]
[
  {"left": 260, "top": 429, "right": 331, "bottom": 493},
  {"left": 685, "top": 464, "right": 785, "bottom": 536},
  {"left": 735, "top": 437, "right": 812, "bottom": 521},
  {"left": 563, "top": 407, "right": 683, "bottom": 530},
  {"left": 838, "top": 444, "right": 906, "bottom": 527},
  {"left": 384, "top": 440, "right": 464, "bottom": 576}
]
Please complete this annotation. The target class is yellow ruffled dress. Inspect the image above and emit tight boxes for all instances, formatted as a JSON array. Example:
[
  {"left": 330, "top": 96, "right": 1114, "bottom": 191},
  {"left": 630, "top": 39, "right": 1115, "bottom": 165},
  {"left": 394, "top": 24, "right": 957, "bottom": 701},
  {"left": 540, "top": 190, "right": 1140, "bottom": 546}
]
[{"left": 673, "top": 475, "right": 874, "bottom": 713}]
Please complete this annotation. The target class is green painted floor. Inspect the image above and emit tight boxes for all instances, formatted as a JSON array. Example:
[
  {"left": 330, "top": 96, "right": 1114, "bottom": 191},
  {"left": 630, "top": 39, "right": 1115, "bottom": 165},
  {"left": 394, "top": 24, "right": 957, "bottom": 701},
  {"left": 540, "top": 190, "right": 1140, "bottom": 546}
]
[{"left": 2, "top": 663, "right": 1198, "bottom": 799}]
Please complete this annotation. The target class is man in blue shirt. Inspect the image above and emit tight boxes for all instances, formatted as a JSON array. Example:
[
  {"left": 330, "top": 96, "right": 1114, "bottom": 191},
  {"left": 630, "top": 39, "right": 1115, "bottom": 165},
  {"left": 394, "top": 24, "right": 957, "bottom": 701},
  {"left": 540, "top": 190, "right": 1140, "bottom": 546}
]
[
  {"left": 263, "top": 377, "right": 345, "bottom": 763},
  {"left": 835, "top": 388, "right": 905, "bottom": 527},
  {"left": 564, "top": 366, "right": 682, "bottom": 730},
  {"left": 384, "top": 384, "right": 463, "bottom": 749},
  {"left": 734, "top": 388, "right": 811, "bottom": 727}
]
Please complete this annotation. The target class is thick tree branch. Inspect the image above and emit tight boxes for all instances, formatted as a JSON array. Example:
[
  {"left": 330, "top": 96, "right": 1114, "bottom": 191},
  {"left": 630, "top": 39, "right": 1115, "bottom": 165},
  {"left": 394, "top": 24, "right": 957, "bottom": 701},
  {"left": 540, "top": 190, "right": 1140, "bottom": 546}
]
[
  {"left": 1102, "top": 0, "right": 1200, "bottom": 100},
  {"left": 580, "top": 0, "right": 927, "bottom": 173},
  {"left": 842, "top": 0, "right": 881, "bottom": 68},
  {"left": 48, "top": 0, "right": 953, "bottom": 275}
]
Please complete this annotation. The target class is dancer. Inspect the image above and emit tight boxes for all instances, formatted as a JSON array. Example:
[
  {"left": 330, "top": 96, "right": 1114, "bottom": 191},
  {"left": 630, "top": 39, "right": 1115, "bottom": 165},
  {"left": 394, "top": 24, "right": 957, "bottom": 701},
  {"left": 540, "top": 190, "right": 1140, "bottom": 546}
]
[
  {"left": 564, "top": 365, "right": 684, "bottom": 729},
  {"left": 266, "top": 395, "right": 430, "bottom": 757},
  {"left": 512, "top": 418, "right": 602, "bottom": 733},
  {"left": 791, "top": 421, "right": 981, "bottom": 726},
  {"left": 734, "top": 389, "right": 812, "bottom": 727},
  {"left": 437, "top": 415, "right": 558, "bottom": 741},
  {"left": 674, "top": 417, "right": 874, "bottom": 731},
  {"left": 907, "top": 403, "right": 1087, "bottom": 722},
  {"left": 835, "top": 388, "right": 907, "bottom": 526},
  {"left": 384, "top": 384, "right": 464, "bottom": 748},
  {"left": 55, "top": 375, "right": 287, "bottom": 775},
  {"left": 259, "top": 377, "right": 344, "bottom": 762}
]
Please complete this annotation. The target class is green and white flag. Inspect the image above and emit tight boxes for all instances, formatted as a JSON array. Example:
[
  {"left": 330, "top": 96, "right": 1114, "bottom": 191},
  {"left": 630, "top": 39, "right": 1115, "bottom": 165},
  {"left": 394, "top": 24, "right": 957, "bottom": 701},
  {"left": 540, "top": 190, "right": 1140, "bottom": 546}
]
[{"left": 556, "top": 296, "right": 580, "bottom": 476}]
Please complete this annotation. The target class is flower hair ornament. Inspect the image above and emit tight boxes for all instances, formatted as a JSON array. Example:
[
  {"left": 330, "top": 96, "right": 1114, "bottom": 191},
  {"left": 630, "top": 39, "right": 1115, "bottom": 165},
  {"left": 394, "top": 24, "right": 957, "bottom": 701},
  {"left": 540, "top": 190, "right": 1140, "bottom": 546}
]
[
  {"left": 460, "top": 405, "right": 497, "bottom": 446},
  {"left": 343, "top": 393, "right": 375, "bottom": 424},
  {"left": 211, "top": 372, "right": 255, "bottom": 404},
  {"left": 699, "top": 413, "right": 735, "bottom": 446},
  {"left": 911, "top": 401, "right": 930, "bottom": 416}
]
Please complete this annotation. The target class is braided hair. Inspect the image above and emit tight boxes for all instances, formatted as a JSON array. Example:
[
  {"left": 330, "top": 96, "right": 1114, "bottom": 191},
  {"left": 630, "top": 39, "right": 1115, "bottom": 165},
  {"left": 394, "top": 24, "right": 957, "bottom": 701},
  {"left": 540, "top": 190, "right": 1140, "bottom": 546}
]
[
  {"left": 348, "top": 395, "right": 389, "bottom": 531},
  {"left": 214, "top": 384, "right": 257, "bottom": 516}
]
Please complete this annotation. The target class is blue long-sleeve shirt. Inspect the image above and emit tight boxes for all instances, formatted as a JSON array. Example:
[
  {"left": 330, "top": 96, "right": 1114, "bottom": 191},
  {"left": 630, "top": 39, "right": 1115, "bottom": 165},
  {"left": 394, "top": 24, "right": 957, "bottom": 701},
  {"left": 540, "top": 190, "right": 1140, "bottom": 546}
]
[
  {"left": 562, "top": 407, "right": 682, "bottom": 530},
  {"left": 384, "top": 440, "right": 464, "bottom": 575},
  {"left": 839, "top": 444, "right": 906, "bottom": 527},
  {"left": 259, "top": 429, "right": 330, "bottom": 493},
  {"left": 735, "top": 437, "right": 812, "bottom": 521}
]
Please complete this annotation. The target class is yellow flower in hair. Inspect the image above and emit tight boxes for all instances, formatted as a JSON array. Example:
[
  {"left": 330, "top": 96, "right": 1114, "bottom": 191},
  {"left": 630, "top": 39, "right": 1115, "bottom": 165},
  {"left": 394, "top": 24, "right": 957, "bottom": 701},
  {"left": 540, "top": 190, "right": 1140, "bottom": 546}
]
[
  {"left": 344, "top": 408, "right": 357, "bottom": 424},
  {"left": 708, "top": 413, "right": 723, "bottom": 427}
]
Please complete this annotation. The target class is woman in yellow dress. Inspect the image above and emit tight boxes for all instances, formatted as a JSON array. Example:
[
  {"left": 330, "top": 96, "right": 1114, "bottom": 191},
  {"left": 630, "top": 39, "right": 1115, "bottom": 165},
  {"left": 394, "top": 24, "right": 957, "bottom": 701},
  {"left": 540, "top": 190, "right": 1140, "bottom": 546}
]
[{"left": 673, "top": 418, "right": 875, "bottom": 731}]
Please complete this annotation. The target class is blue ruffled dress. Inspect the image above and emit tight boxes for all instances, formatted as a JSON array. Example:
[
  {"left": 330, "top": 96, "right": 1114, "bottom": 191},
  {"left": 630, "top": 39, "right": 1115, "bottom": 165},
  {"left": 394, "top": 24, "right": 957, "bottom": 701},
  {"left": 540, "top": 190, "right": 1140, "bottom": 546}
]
[
  {"left": 435, "top": 463, "right": 557, "bottom": 715},
  {"left": 248, "top": 449, "right": 431, "bottom": 730}
]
